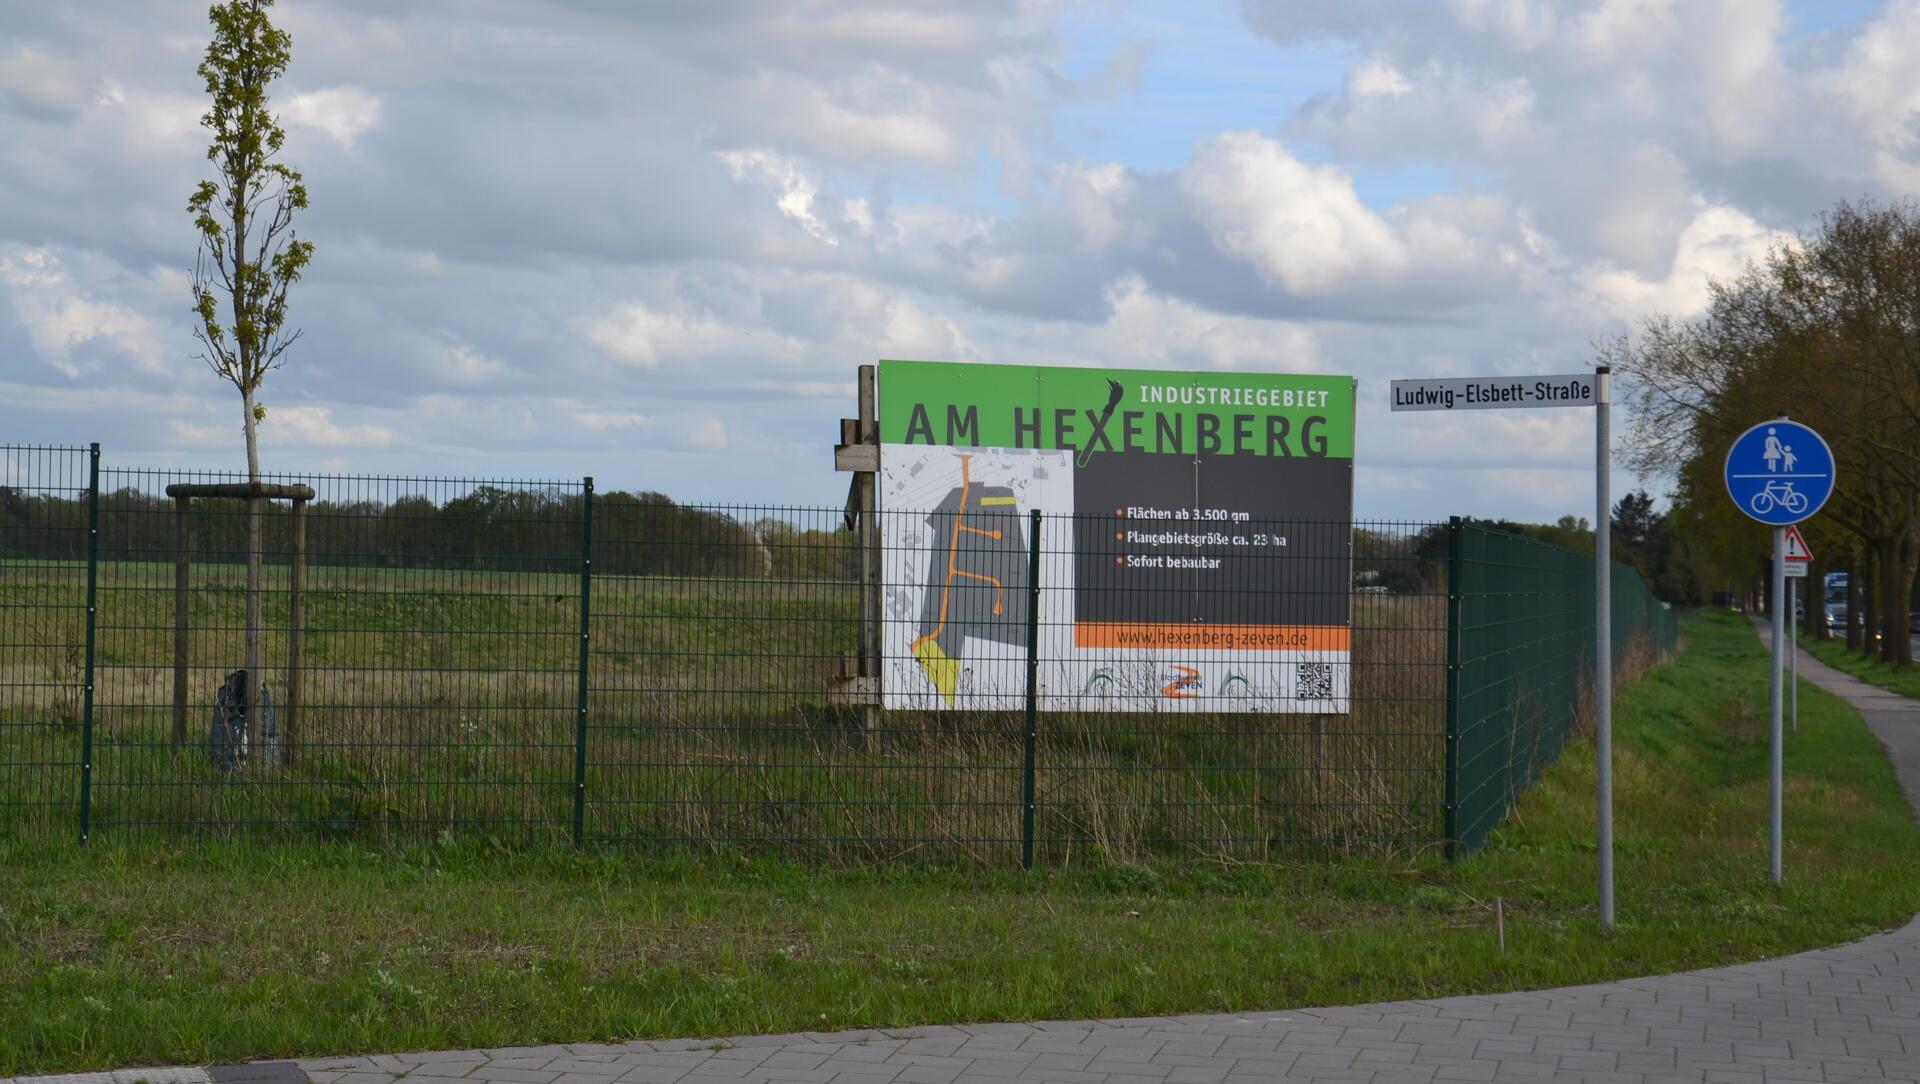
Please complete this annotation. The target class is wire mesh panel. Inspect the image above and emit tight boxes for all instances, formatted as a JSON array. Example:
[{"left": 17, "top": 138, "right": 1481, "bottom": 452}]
[
  {"left": 586, "top": 505, "right": 1449, "bottom": 862},
  {"left": 87, "top": 469, "right": 585, "bottom": 840},
  {"left": 0, "top": 445, "right": 94, "bottom": 834},
  {"left": 586, "top": 505, "right": 1027, "bottom": 860},
  {"left": 1451, "top": 522, "right": 1680, "bottom": 856},
  {"left": 1023, "top": 515, "right": 1449, "bottom": 861}
]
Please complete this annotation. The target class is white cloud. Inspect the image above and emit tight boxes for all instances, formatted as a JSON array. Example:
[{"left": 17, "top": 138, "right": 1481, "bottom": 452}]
[
  {"left": 432, "top": 341, "right": 509, "bottom": 383},
  {"left": 282, "top": 86, "right": 382, "bottom": 148},
  {"left": 1092, "top": 276, "right": 1320, "bottom": 372},
  {"left": 579, "top": 293, "right": 808, "bottom": 374},
  {"left": 1180, "top": 132, "right": 1407, "bottom": 297},
  {"left": 1587, "top": 204, "right": 1785, "bottom": 320},
  {"left": 788, "top": 89, "right": 965, "bottom": 168},
  {"left": 171, "top": 404, "right": 398, "bottom": 451},
  {"left": 581, "top": 303, "right": 676, "bottom": 369},
  {"left": 269, "top": 405, "right": 400, "bottom": 449},
  {"left": 1349, "top": 59, "right": 1411, "bottom": 98},
  {"left": 1831, "top": 2, "right": 1920, "bottom": 188},
  {"left": 0, "top": 46, "right": 93, "bottom": 118},
  {"left": 719, "top": 149, "right": 837, "bottom": 243},
  {"left": 0, "top": 246, "right": 169, "bottom": 378}
]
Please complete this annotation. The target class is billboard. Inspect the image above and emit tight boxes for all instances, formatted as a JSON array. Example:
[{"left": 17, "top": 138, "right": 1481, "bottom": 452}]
[{"left": 878, "top": 360, "right": 1356, "bottom": 714}]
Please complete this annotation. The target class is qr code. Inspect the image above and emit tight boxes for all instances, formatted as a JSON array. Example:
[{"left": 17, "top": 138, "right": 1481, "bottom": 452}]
[{"left": 1296, "top": 662, "right": 1334, "bottom": 700}]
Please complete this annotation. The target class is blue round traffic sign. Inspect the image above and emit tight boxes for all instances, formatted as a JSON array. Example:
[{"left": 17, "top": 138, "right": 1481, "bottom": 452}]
[{"left": 1724, "top": 418, "right": 1835, "bottom": 525}]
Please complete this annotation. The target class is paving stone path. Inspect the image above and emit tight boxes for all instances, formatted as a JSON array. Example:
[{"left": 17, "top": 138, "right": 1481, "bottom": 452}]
[{"left": 11, "top": 628, "right": 1920, "bottom": 1084}]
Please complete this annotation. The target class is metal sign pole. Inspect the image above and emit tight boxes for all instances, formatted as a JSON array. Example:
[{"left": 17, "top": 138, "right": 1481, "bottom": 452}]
[
  {"left": 1389, "top": 366, "right": 1614, "bottom": 929},
  {"left": 1595, "top": 367, "right": 1613, "bottom": 931},
  {"left": 1722, "top": 412, "right": 1832, "bottom": 887},
  {"left": 1790, "top": 578, "right": 1798, "bottom": 733},
  {"left": 1770, "top": 525, "right": 1785, "bottom": 884}
]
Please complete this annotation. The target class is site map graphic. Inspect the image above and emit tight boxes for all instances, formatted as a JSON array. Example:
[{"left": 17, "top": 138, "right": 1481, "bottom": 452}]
[
  {"left": 907, "top": 456, "right": 1032, "bottom": 704},
  {"left": 881, "top": 444, "right": 1068, "bottom": 709}
]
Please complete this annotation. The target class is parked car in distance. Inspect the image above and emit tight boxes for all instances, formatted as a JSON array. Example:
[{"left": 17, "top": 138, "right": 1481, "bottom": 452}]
[
  {"left": 1910, "top": 611, "right": 1920, "bottom": 634},
  {"left": 1828, "top": 603, "right": 1848, "bottom": 632}
]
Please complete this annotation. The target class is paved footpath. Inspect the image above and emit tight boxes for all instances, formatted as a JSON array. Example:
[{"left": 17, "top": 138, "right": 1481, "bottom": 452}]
[{"left": 12, "top": 631, "right": 1920, "bottom": 1084}]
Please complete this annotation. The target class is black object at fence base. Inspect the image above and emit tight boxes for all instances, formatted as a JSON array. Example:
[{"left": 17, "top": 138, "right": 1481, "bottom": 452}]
[{"left": 209, "top": 669, "right": 277, "bottom": 772}]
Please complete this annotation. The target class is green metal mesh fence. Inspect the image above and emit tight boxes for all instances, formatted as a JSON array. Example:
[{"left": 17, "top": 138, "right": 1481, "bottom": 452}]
[
  {"left": 1446, "top": 520, "right": 1680, "bottom": 857},
  {"left": 4, "top": 447, "right": 1680, "bottom": 862}
]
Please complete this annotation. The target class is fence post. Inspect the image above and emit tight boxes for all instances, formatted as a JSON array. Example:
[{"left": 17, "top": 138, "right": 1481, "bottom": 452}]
[
  {"left": 1443, "top": 516, "right": 1462, "bottom": 862},
  {"left": 1022, "top": 509, "right": 1041, "bottom": 871},
  {"left": 286, "top": 498, "right": 306, "bottom": 767},
  {"left": 173, "top": 496, "right": 190, "bottom": 744},
  {"left": 78, "top": 443, "right": 100, "bottom": 845},
  {"left": 573, "top": 476, "right": 595, "bottom": 848}
]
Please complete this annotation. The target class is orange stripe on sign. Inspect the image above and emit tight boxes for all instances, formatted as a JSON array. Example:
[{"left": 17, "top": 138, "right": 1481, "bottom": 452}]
[{"left": 1074, "top": 623, "right": 1352, "bottom": 652}]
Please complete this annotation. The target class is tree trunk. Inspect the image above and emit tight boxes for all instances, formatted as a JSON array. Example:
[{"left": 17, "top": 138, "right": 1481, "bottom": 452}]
[
  {"left": 242, "top": 386, "right": 264, "bottom": 765},
  {"left": 1885, "top": 530, "right": 1918, "bottom": 667},
  {"left": 1810, "top": 554, "right": 1832, "bottom": 641},
  {"left": 1847, "top": 550, "right": 1863, "bottom": 651},
  {"left": 1861, "top": 544, "right": 1880, "bottom": 659}
]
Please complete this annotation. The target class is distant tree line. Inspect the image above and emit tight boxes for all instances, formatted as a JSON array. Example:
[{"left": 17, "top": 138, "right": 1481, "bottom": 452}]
[
  {"left": 1353, "top": 503, "right": 1692, "bottom": 603},
  {"left": 0, "top": 484, "right": 857, "bottom": 581},
  {"left": 8, "top": 480, "right": 1696, "bottom": 598}
]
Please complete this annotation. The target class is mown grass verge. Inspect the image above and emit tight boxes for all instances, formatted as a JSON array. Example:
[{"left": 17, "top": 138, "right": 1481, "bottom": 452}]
[
  {"left": 4, "top": 609, "right": 1917, "bottom": 1074},
  {"left": 1799, "top": 631, "right": 1920, "bottom": 699}
]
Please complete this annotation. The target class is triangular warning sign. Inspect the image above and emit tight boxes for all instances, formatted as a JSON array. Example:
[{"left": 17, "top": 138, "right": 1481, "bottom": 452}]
[{"left": 1783, "top": 525, "right": 1813, "bottom": 562}]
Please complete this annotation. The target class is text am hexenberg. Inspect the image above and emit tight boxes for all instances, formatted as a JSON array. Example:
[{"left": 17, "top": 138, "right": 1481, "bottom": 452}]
[
  {"left": 1392, "top": 377, "right": 1594, "bottom": 411},
  {"left": 899, "top": 386, "right": 1340, "bottom": 457}
]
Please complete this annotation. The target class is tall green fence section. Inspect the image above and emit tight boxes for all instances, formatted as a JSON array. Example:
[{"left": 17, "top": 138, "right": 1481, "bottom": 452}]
[
  {"left": 1445, "top": 519, "right": 1680, "bottom": 858},
  {"left": 5, "top": 444, "right": 1684, "bottom": 861}
]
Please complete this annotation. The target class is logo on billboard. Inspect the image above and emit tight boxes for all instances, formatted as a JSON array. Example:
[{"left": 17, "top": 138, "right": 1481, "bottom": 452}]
[{"left": 1158, "top": 665, "right": 1202, "bottom": 699}]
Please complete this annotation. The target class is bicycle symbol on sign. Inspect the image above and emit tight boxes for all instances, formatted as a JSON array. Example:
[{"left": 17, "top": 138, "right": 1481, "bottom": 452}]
[{"left": 1749, "top": 481, "right": 1809, "bottom": 516}]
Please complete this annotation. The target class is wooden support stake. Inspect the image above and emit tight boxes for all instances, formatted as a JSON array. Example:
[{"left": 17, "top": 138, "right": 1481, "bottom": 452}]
[
  {"left": 286, "top": 498, "right": 306, "bottom": 768},
  {"left": 173, "top": 496, "right": 190, "bottom": 745}
]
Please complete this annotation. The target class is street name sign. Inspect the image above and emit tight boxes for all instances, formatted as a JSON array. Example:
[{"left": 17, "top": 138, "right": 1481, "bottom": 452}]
[
  {"left": 1390, "top": 374, "right": 1599, "bottom": 411},
  {"left": 1724, "top": 419, "right": 1835, "bottom": 526}
]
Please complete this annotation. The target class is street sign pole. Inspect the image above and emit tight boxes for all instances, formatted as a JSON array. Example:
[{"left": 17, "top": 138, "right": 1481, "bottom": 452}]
[
  {"left": 1389, "top": 367, "right": 1613, "bottom": 929},
  {"left": 1595, "top": 366, "right": 1613, "bottom": 931},
  {"left": 1790, "top": 578, "right": 1798, "bottom": 733},
  {"left": 1723, "top": 412, "right": 1834, "bottom": 888},
  {"left": 1770, "top": 525, "right": 1785, "bottom": 884}
]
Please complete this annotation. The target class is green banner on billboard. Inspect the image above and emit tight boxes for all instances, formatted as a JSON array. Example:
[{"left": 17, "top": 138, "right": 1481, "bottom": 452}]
[{"left": 879, "top": 359, "right": 1354, "bottom": 458}]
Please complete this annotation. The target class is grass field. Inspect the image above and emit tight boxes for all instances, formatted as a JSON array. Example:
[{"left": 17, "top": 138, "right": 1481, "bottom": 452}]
[
  {"left": 1799, "top": 631, "right": 1920, "bottom": 698},
  {"left": 3, "top": 558, "right": 1454, "bottom": 856},
  {"left": 3, "top": 609, "right": 1915, "bottom": 1074}
]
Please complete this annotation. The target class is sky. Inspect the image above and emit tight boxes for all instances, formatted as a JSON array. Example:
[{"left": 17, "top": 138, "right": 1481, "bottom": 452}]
[{"left": 0, "top": 0, "right": 1912, "bottom": 521}]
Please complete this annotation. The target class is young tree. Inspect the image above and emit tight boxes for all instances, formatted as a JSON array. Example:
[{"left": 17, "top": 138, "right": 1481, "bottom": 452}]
[{"left": 188, "top": 0, "right": 313, "bottom": 760}]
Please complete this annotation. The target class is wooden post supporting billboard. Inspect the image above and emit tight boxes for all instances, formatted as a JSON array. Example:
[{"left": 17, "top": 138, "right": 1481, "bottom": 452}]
[{"left": 834, "top": 364, "right": 882, "bottom": 723}]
